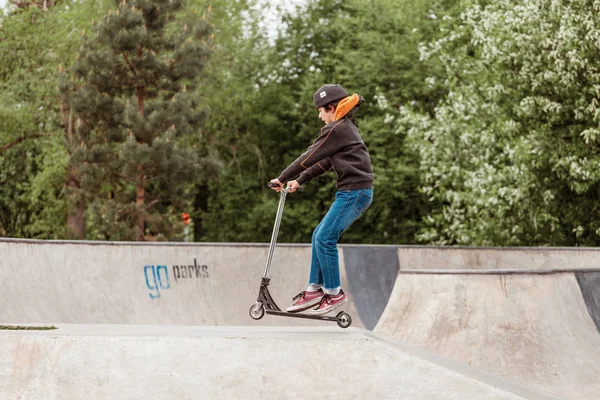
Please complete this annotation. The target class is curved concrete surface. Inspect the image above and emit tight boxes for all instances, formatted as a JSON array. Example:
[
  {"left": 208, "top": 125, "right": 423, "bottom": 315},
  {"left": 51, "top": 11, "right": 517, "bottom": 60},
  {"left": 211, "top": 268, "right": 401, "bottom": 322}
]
[
  {"left": 342, "top": 245, "right": 399, "bottom": 329},
  {"left": 0, "top": 325, "right": 561, "bottom": 400},
  {"left": 375, "top": 272, "right": 600, "bottom": 400},
  {"left": 0, "top": 239, "right": 396, "bottom": 328},
  {"left": 3, "top": 239, "right": 600, "bottom": 399},
  {"left": 576, "top": 272, "right": 600, "bottom": 332},
  {"left": 397, "top": 245, "right": 600, "bottom": 270}
]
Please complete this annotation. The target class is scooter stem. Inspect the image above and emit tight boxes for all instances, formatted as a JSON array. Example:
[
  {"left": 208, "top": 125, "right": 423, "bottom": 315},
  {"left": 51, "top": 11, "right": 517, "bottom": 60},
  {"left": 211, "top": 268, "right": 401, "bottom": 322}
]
[{"left": 262, "top": 187, "right": 289, "bottom": 278}]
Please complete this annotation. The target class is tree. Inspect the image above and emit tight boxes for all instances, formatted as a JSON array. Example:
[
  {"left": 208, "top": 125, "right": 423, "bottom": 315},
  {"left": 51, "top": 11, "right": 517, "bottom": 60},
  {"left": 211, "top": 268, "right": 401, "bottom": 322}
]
[
  {"left": 8, "top": 0, "right": 58, "bottom": 10},
  {"left": 61, "top": 0, "right": 217, "bottom": 240},
  {"left": 401, "top": 0, "right": 600, "bottom": 246},
  {"left": 0, "top": 0, "right": 111, "bottom": 238},
  {"left": 184, "top": 0, "right": 264, "bottom": 241},
  {"left": 199, "top": 0, "right": 462, "bottom": 244}
]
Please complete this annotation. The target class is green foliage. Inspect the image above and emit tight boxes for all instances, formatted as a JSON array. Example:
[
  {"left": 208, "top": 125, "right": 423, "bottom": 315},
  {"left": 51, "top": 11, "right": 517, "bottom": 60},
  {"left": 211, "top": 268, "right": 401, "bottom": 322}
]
[
  {"left": 402, "top": 0, "right": 600, "bottom": 246},
  {"left": 63, "top": 0, "right": 217, "bottom": 240},
  {"left": 175, "top": 0, "right": 284, "bottom": 241},
  {"left": 0, "top": 0, "right": 111, "bottom": 238},
  {"left": 6, "top": 0, "right": 599, "bottom": 247},
  {"left": 199, "top": 0, "right": 461, "bottom": 244}
]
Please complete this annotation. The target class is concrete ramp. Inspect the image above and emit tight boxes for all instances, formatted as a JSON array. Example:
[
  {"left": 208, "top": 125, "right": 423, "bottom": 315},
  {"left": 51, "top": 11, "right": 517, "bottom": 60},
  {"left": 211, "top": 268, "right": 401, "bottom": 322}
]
[
  {"left": 0, "top": 239, "right": 372, "bottom": 328},
  {"left": 343, "top": 245, "right": 399, "bottom": 330},
  {"left": 376, "top": 270, "right": 600, "bottom": 400},
  {"left": 4, "top": 240, "right": 599, "bottom": 399},
  {"left": 0, "top": 325, "right": 559, "bottom": 400}
]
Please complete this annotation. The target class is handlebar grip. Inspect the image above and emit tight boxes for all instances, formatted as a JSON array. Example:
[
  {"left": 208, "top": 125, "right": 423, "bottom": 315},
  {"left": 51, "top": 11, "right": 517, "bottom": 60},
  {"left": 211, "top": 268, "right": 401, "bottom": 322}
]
[{"left": 267, "top": 182, "right": 303, "bottom": 192}]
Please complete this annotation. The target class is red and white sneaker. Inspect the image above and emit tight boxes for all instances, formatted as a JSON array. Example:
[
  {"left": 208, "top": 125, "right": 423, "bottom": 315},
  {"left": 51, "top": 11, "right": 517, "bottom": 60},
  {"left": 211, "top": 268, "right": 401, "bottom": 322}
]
[
  {"left": 286, "top": 289, "right": 324, "bottom": 313},
  {"left": 308, "top": 290, "right": 348, "bottom": 315}
]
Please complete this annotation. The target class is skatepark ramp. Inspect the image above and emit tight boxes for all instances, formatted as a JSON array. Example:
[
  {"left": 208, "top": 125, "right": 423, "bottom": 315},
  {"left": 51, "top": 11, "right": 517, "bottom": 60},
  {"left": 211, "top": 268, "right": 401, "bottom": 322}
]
[
  {"left": 0, "top": 239, "right": 399, "bottom": 329},
  {"left": 376, "top": 246, "right": 600, "bottom": 400},
  {"left": 0, "top": 325, "right": 561, "bottom": 400},
  {"left": 2, "top": 240, "right": 599, "bottom": 399}
]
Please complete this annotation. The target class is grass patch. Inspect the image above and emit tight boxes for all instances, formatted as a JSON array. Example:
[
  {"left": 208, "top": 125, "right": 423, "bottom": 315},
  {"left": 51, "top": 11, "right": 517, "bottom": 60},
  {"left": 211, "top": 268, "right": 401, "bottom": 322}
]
[{"left": 0, "top": 325, "right": 57, "bottom": 330}]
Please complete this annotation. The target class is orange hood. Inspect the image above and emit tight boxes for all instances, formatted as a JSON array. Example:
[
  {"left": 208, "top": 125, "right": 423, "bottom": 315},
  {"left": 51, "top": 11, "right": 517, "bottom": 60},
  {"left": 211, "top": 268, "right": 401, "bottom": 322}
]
[{"left": 334, "top": 93, "right": 364, "bottom": 121}]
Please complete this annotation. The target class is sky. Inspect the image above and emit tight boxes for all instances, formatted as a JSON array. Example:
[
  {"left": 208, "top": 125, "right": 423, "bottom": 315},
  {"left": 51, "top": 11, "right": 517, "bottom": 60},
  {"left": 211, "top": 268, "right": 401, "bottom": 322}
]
[{"left": 257, "top": 0, "right": 306, "bottom": 38}]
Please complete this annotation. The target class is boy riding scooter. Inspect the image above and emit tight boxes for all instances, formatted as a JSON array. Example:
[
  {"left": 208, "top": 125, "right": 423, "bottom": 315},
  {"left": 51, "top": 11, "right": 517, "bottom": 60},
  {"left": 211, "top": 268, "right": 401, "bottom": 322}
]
[{"left": 270, "top": 83, "right": 374, "bottom": 316}]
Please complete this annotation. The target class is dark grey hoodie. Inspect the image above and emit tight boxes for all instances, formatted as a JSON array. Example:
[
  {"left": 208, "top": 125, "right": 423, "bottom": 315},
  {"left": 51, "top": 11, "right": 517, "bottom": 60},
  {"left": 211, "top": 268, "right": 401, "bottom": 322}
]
[{"left": 277, "top": 94, "right": 374, "bottom": 190}]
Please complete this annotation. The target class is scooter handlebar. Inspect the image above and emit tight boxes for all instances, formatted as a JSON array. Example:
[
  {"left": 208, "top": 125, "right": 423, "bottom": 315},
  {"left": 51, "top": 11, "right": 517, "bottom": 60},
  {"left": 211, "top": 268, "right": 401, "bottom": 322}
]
[{"left": 267, "top": 182, "right": 303, "bottom": 192}]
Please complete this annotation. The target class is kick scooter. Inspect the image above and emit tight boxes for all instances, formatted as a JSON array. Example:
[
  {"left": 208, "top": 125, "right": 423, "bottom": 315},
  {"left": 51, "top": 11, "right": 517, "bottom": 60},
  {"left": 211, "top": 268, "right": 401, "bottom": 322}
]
[{"left": 248, "top": 182, "right": 353, "bottom": 329}]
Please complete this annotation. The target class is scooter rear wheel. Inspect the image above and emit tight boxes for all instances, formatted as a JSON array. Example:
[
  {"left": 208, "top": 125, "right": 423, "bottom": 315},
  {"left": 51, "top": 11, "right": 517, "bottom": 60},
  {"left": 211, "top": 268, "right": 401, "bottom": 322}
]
[
  {"left": 249, "top": 303, "right": 265, "bottom": 320},
  {"left": 336, "top": 312, "right": 352, "bottom": 329}
]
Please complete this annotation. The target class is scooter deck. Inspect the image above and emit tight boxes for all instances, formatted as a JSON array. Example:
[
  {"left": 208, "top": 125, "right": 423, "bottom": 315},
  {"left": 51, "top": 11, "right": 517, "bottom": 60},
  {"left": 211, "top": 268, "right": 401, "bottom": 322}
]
[{"left": 265, "top": 309, "right": 343, "bottom": 322}]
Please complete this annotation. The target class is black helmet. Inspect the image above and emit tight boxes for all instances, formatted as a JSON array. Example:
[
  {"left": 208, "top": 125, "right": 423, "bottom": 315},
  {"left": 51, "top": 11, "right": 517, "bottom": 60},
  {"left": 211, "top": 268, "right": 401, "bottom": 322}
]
[{"left": 313, "top": 84, "right": 348, "bottom": 108}]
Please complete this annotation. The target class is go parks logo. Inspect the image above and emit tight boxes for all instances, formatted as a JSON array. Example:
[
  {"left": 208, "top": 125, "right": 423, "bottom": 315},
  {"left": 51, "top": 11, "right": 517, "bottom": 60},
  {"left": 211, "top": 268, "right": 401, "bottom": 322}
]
[{"left": 144, "top": 259, "right": 209, "bottom": 299}]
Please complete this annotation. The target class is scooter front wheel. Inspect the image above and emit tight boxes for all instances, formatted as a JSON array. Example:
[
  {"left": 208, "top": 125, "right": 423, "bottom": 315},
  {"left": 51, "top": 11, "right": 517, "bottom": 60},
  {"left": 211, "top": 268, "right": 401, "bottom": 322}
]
[{"left": 249, "top": 303, "right": 265, "bottom": 320}]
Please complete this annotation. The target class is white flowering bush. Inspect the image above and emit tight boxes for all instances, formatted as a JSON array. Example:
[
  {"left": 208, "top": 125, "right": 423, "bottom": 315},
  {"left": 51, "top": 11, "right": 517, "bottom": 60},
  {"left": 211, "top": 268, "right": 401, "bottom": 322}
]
[{"left": 401, "top": 0, "right": 600, "bottom": 245}]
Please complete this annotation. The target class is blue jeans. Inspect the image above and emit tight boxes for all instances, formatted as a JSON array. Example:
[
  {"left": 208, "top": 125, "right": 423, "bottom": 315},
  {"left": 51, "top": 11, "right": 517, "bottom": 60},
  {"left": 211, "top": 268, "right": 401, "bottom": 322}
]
[{"left": 309, "top": 188, "right": 373, "bottom": 294}]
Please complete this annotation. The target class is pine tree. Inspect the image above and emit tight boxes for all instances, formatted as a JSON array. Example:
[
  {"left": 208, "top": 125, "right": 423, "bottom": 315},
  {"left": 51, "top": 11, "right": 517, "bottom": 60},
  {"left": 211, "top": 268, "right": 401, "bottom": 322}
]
[{"left": 61, "top": 0, "right": 216, "bottom": 240}]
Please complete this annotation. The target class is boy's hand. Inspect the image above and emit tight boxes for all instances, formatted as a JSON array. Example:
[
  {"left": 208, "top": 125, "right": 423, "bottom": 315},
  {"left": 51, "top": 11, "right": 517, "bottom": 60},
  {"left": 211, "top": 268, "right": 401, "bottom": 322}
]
[
  {"left": 269, "top": 179, "right": 283, "bottom": 192},
  {"left": 287, "top": 180, "right": 301, "bottom": 193}
]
